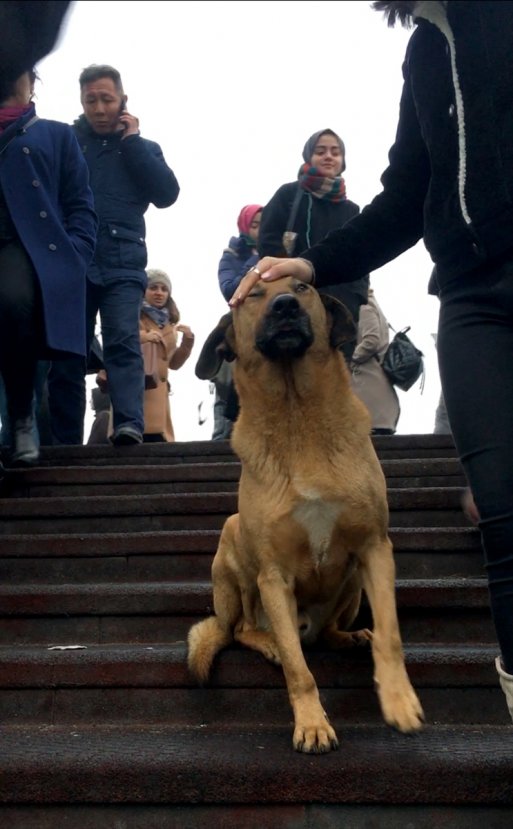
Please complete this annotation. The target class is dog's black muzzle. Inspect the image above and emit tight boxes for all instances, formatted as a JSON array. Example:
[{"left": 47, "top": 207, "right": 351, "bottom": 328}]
[{"left": 255, "top": 293, "right": 314, "bottom": 360}]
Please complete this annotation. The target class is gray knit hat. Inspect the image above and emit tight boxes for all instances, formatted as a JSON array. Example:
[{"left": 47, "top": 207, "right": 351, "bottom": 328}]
[
  {"left": 302, "top": 129, "right": 346, "bottom": 172},
  {"left": 146, "top": 268, "right": 172, "bottom": 294}
]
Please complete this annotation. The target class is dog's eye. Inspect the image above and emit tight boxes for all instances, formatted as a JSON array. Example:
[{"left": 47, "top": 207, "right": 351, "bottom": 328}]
[{"left": 295, "top": 282, "right": 309, "bottom": 294}]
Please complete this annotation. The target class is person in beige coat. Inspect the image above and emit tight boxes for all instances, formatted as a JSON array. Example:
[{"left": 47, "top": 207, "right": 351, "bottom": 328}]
[
  {"left": 350, "top": 288, "right": 400, "bottom": 435},
  {"left": 140, "top": 269, "right": 194, "bottom": 442}
]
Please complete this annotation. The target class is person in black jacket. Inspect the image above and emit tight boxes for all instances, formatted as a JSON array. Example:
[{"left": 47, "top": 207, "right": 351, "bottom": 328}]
[
  {"left": 48, "top": 64, "right": 180, "bottom": 446},
  {"left": 232, "top": 1, "right": 513, "bottom": 720},
  {"left": 258, "top": 128, "right": 368, "bottom": 360}
]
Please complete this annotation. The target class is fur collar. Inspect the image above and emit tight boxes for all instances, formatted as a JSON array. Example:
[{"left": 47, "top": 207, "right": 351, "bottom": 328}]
[
  {"left": 372, "top": 1, "right": 417, "bottom": 27},
  {"left": 372, "top": 1, "right": 448, "bottom": 28}
]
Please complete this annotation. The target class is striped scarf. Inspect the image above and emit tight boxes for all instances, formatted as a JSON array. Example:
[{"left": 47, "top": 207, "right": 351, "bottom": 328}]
[
  {"left": 298, "top": 163, "right": 347, "bottom": 202},
  {"left": 142, "top": 301, "right": 169, "bottom": 328}
]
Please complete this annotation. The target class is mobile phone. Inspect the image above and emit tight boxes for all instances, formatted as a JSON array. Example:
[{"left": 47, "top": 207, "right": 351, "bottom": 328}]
[{"left": 118, "top": 98, "right": 127, "bottom": 129}]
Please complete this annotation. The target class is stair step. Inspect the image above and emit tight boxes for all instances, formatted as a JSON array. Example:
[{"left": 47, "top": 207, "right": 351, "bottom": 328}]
[
  {"left": 0, "top": 723, "right": 511, "bottom": 805},
  {"left": 0, "top": 527, "right": 483, "bottom": 583},
  {"left": 11, "top": 434, "right": 457, "bottom": 467},
  {"left": 3, "top": 804, "right": 513, "bottom": 829},
  {"left": 0, "top": 642, "right": 499, "bottom": 688},
  {"left": 1, "top": 643, "right": 506, "bottom": 727},
  {"left": 0, "top": 487, "right": 470, "bottom": 534},
  {"left": 0, "top": 526, "right": 480, "bottom": 556},
  {"left": 0, "top": 578, "right": 489, "bottom": 616},
  {"left": 0, "top": 580, "right": 496, "bottom": 646},
  {"left": 1, "top": 457, "right": 466, "bottom": 497}
]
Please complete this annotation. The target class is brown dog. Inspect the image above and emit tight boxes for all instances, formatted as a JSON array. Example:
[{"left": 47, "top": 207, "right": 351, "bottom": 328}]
[{"left": 188, "top": 277, "right": 423, "bottom": 753}]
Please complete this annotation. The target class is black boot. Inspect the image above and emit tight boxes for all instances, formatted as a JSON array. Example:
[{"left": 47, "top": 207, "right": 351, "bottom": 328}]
[{"left": 11, "top": 416, "right": 39, "bottom": 466}]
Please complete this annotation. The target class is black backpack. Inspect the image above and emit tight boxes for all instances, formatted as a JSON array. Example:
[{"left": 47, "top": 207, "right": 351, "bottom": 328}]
[{"left": 381, "top": 326, "right": 424, "bottom": 392}]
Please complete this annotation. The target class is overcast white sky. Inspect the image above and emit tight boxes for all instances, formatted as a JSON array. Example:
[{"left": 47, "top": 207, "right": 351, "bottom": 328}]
[{"left": 36, "top": 0, "right": 441, "bottom": 441}]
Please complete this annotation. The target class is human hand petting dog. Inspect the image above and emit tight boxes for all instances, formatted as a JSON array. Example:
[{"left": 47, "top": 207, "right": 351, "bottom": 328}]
[{"left": 229, "top": 256, "right": 314, "bottom": 307}]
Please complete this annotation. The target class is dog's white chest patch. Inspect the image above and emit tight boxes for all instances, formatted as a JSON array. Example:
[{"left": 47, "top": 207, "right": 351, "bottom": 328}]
[{"left": 293, "top": 488, "right": 341, "bottom": 568}]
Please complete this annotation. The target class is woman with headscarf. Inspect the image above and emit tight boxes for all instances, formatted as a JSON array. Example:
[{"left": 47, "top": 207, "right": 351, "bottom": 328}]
[
  {"left": 258, "top": 129, "right": 368, "bottom": 359},
  {"left": 139, "top": 269, "right": 194, "bottom": 442}
]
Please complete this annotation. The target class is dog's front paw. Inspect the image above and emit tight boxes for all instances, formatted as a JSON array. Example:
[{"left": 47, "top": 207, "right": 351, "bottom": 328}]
[
  {"left": 293, "top": 715, "right": 339, "bottom": 754},
  {"left": 378, "top": 680, "right": 424, "bottom": 733}
]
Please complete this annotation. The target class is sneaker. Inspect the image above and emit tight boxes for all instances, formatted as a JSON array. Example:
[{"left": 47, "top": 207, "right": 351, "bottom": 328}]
[{"left": 111, "top": 425, "right": 143, "bottom": 446}]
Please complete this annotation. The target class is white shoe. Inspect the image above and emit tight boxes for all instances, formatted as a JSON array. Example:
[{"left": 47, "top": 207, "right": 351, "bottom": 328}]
[{"left": 495, "top": 656, "right": 513, "bottom": 722}]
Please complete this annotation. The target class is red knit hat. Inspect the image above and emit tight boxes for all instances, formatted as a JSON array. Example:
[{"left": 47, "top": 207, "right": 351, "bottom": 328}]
[{"left": 237, "top": 204, "right": 263, "bottom": 236}]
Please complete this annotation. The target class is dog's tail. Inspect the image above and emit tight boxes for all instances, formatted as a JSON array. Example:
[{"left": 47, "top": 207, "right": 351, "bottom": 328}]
[{"left": 187, "top": 616, "right": 233, "bottom": 684}]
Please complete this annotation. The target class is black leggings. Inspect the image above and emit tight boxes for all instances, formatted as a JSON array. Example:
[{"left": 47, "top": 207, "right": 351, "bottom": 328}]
[
  {"left": 437, "top": 254, "right": 513, "bottom": 672},
  {"left": 0, "top": 239, "right": 43, "bottom": 424}
]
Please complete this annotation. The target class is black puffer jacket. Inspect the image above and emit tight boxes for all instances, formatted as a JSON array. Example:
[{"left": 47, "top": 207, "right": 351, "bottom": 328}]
[
  {"left": 259, "top": 181, "right": 368, "bottom": 308},
  {"left": 303, "top": 1, "right": 513, "bottom": 292},
  {"left": 73, "top": 115, "right": 179, "bottom": 282}
]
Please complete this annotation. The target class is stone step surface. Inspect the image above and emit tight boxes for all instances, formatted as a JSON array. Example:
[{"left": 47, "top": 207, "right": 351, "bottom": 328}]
[
  {"left": 0, "top": 723, "right": 511, "bottom": 806},
  {"left": 1, "top": 456, "right": 466, "bottom": 497},
  {"left": 0, "top": 579, "right": 496, "bottom": 646},
  {"left": 0, "top": 643, "right": 507, "bottom": 726},
  {"left": 0, "top": 487, "right": 470, "bottom": 534},
  {"left": 0, "top": 526, "right": 483, "bottom": 584},
  {"left": 4, "top": 434, "right": 457, "bottom": 468},
  {"left": 3, "top": 804, "right": 513, "bottom": 829}
]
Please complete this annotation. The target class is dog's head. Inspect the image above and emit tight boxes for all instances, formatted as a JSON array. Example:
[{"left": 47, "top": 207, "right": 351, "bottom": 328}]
[{"left": 196, "top": 278, "right": 356, "bottom": 380}]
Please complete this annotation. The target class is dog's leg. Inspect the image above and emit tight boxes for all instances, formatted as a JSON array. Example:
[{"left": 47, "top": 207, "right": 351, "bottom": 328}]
[
  {"left": 320, "top": 624, "right": 372, "bottom": 649},
  {"left": 258, "top": 568, "right": 339, "bottom": 754},
  {"left": 235, "top": 626, "right": 281, "bottom": 665},
  {"left": 361, "top": 537, "right": 424, "bottom": 732},
  {"left": 320, "top": 582, "right": 372, "bottom": 649},
  {"left": 233, "top": 580, "right": 282, "bottom": 663}
]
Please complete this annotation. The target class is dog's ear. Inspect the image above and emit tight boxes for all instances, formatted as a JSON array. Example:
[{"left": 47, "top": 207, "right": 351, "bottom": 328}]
[
  {"left": 320, "top": 294, "right": 357, "bottom": 349},
  {"left": 195, "top": 312, "right": 237, "bottom": 380}
]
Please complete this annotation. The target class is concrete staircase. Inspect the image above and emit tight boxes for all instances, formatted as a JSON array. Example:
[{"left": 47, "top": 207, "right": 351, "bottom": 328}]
[{"left": 1, "top": 435, "right": 512, "bottom": 828}]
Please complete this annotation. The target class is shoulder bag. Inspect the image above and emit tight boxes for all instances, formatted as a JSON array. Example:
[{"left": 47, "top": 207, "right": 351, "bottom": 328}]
[{"left": 381, "top": 325, "right": 424, "bottom": 392}]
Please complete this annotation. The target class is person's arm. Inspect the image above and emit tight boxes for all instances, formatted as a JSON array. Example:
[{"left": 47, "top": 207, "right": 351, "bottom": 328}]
[
  {"left": 119, "top": 136, "right": 180, "bottom": 208},
  {"left": 218, "top": 247, "right": 244, "bottom": 302},
  {"left": 351, "top": 303, "right": 381, "bottom": 365},
  {"left": 169, "top": 325, "right": 195, "bottom": 369},
  {"left": 59, "top": 127, "right": 98, "bottom": 267}
]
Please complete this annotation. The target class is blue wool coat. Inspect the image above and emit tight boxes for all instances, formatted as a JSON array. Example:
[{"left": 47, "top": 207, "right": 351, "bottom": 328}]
[{"left": 0, "top": 104, "right": 97, "bottom": 356}]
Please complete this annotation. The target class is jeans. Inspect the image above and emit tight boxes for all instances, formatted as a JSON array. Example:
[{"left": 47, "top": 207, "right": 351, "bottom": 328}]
[
  {"left": 437, "top": 252, "right": 513, "bottom": 672},
  {"left": 48, "top": 276, "right": 145, "bottom": 443},
  {"left": 0, "top": 361, "right": 50, "bottom": 447}
]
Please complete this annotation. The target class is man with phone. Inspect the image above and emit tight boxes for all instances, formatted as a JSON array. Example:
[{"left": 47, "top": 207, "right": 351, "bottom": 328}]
[{"left": 47, "top": 64, "right": 180, "bottom": 445}]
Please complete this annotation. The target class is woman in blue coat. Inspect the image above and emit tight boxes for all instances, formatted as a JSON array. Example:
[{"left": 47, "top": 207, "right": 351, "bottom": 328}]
[{"left": 0, "top": 69, "right": 97, "bottom": 466}]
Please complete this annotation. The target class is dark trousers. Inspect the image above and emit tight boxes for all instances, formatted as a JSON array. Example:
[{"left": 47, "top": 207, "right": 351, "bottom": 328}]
[
  {"left": 48, "top": 276, "right": 145, "bottom": 444},
  {"left": 0, "top": 239, "right": 43, "bottom": 427},
  {"left": 438, "top": 253, "right": 513, "bottom": 672}
]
